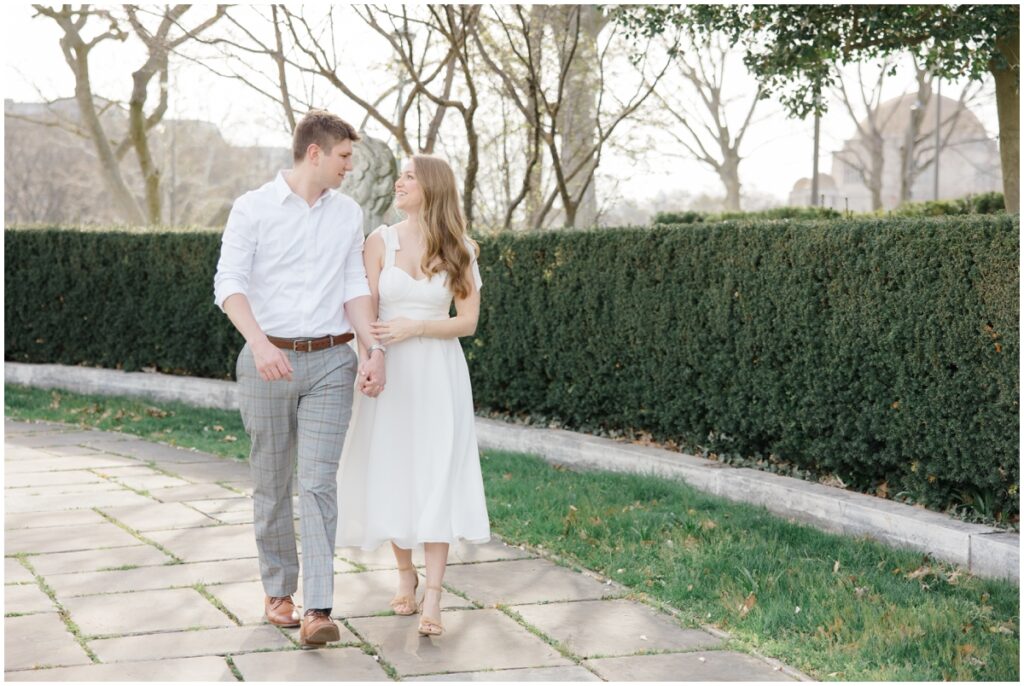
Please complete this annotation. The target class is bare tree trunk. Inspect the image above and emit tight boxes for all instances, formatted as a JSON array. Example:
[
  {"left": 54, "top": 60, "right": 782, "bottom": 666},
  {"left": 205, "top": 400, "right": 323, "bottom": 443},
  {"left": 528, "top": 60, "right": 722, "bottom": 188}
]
[
  {"left": 128, "top": 61, "right": 166, "bottom": 224},
  {"left": 555, "top": 5, "right": 606, "bottom": 228},
  {"left": 721, "top": 157, "right": 741, "bottom": 211},
  {"left": 74, "top": 61, "right": 147, "bottom": 225},
  {"left": 524, "top": 4, "right": 546, "bottom": 229},
  {"left": 868, "top": 144, "right": 884, "bottom": 211},
  {"left": 899, "top": 68, "right": 931, "bottom": 204},
  {"left": 991, "top": 24, "right": 1019, "bottom": 213}
]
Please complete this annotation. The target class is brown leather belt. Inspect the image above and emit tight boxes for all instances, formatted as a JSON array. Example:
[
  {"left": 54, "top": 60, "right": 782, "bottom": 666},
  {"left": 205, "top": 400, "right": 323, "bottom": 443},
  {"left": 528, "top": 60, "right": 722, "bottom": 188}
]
[{"left": 266, "top": 333, "right": 354, "bottom": 352}]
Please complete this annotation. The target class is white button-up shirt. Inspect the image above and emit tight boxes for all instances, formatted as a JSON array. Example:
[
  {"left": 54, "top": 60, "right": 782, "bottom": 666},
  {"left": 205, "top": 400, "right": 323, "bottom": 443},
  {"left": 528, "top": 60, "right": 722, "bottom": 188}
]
[{"left": 213, "top": 171, "right": 371, "bottom": 338}]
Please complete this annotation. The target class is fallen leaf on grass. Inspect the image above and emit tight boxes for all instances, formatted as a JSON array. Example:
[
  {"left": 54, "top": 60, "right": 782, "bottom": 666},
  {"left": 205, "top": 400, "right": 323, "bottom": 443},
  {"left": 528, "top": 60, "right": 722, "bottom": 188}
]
[
  {"left": 906, "top": 565, "right": 932, "bottom": 580},
  {"left": 833, "top": 560, "right": 841, "bottom": 573},
  {"left": 145, "top": 406, "right": 170, "bottom": 418},
  {"left": 223, "top": 435, "right": 238, "bottom": 442},
  {"left": 212, "top": 425, "right": 224, "bottom": 432},
  {"left": 739, "top": 592, "right": 757, "bottom": 617}
]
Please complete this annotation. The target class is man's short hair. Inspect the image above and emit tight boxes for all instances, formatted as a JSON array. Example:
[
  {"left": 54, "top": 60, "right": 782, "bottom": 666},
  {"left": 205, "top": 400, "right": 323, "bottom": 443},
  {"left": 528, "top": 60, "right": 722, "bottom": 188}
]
[{"left": 293, "top": 110, "right": 360, "bottom": 162}]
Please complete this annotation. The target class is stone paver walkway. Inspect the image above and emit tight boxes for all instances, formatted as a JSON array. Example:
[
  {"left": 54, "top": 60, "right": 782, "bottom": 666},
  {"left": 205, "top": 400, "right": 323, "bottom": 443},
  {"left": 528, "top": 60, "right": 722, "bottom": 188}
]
[{"left": 4, "top": 419, "right": 807, "bottom": 681}]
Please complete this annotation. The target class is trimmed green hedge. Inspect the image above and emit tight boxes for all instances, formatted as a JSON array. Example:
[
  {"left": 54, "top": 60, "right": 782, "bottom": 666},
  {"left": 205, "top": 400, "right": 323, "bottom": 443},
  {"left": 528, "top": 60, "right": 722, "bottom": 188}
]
[
  {"left": 892, "top": 192, "right": 1006, "bottom": 217},
  {"left": 5, "top": 216, "right": 1019, "bottom": 516},
  {"left": 4, "top": 227, "right": 237, "bottom": 378},
  {"left": 654, "top": 207, "right": 842, "bottom": 224}
]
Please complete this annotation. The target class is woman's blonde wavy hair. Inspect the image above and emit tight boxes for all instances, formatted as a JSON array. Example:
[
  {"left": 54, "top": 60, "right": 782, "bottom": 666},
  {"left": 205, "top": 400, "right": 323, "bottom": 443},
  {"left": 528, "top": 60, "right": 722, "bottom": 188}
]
[{"left": 410, "top": 154, "right": 479, "bottom": 299}]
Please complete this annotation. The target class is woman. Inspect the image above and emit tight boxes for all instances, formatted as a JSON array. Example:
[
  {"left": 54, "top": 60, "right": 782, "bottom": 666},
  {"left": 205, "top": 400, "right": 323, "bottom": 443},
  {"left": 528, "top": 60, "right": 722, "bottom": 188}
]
[{"left": 337, "top": 154, "right": 490, "bottom": 637}]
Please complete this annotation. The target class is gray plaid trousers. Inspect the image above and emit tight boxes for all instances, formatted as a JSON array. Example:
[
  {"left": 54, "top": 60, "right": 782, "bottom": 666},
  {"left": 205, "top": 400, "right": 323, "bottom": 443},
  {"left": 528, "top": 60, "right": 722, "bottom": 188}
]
[{"left": 236, "top": 342, "right": 356, "bottom": 610}]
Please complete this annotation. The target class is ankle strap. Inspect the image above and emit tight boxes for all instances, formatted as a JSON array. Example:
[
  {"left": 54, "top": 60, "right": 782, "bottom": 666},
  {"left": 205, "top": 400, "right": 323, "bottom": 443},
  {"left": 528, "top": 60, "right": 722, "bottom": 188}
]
[
  {"left": 397, "top": 565, "right": 416, "bottom": 572},
  {"left": 424, "top": 584, "right": 443, "bottom": 592}
]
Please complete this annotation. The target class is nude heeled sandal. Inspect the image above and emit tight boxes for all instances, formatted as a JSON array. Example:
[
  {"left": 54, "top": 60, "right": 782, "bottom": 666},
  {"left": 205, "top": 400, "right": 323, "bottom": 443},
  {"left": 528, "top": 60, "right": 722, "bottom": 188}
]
[
  {"left": 389, "top": 566, "right": 419, "bottom": 616},
  {"left": 417, "top": 585, "right": 444, "bottom": 637}
]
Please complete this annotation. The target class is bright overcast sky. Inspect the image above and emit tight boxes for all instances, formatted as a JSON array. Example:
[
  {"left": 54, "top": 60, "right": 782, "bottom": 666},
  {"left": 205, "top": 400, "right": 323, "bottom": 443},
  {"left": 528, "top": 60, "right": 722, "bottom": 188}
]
[{"left": 3, "top": 3, "right": 1000, "bottom": 208}]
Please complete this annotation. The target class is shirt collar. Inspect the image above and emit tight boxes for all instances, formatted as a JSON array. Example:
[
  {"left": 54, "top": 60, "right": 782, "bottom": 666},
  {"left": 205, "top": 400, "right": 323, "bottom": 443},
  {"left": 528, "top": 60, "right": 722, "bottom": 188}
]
[{"left": 273, "top": 170, "right": 335, "bottom": 208}]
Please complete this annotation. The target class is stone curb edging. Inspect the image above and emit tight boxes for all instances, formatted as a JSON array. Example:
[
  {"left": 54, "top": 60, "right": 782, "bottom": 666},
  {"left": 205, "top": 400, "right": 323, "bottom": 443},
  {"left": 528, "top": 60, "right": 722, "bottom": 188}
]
[{"left": 5, "top": 361, "right": 1018, "bottom": 583}]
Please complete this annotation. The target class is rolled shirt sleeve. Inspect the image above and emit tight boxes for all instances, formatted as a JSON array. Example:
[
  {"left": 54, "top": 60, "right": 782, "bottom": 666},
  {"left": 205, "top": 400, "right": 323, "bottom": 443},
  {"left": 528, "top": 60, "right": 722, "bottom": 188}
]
[
  {"left": 342, "top": 206, "right": 372, "bottom": 303},
  {"left": 213, "top": 198, "right": 256, "bottom": 311}
]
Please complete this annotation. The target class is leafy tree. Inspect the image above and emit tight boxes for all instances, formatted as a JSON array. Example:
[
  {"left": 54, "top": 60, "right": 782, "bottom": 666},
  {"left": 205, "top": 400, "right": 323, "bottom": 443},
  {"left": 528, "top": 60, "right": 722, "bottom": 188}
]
[{"left": 614, "top": 4, "right": 1019, "bottom": 212}]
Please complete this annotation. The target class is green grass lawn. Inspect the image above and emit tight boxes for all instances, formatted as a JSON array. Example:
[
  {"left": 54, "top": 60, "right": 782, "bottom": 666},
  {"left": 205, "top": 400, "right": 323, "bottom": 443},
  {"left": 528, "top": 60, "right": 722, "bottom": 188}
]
[{"left": 5, "top": 383, "right": 1019, "bottom": 681}]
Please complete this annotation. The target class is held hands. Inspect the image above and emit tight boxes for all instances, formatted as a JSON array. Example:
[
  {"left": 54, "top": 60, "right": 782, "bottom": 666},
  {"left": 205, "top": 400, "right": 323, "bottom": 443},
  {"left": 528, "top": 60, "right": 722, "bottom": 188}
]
[
  {"left": 358, "top": 350, "right": 387, "bottom": 398},
  {"left": 370, "top": 317, "right": 422, "bottom": 346},
  {"left": 251, "top": 339, "right": 294, "bottom": 382}
]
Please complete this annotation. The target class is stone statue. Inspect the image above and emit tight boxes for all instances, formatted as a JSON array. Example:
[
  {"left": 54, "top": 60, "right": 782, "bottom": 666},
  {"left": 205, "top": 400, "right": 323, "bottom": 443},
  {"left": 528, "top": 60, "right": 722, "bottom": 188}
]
[{"left": 341, "top": 134, "right": 400, "bottom": 235}]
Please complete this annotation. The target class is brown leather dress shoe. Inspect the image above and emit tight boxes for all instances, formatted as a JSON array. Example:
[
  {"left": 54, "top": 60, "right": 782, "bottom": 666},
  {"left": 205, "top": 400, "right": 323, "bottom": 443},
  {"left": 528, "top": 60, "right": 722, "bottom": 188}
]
[
  {"left": 300, "top": 609, "right": 341, "bottom": 648},
  {"left": 264, "top": 595, "right": 300, "bottom": 628}
]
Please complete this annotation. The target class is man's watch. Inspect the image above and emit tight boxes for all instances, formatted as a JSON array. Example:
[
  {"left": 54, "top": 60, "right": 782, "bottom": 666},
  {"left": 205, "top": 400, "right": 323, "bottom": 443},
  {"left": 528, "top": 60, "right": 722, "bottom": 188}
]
[{"left": 369, "top": 343, "right": 387, "bottom": 357}]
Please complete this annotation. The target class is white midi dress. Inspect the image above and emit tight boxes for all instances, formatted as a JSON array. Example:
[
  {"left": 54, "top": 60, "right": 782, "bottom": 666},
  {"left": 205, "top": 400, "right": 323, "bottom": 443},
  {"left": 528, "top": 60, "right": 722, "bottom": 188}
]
[{"left": 336, "top": 224, "right": 491, "bottom": 550}]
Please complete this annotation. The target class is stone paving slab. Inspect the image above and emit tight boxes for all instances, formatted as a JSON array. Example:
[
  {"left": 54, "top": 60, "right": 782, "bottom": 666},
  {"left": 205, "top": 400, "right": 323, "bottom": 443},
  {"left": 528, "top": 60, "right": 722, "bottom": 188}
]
[
  {"left": 89, "top": 625, "right": 293, "bottom": 663},
  {"left": 513, "top": 599, "right": 721, "bottom": 658},
  {"left": 184, "top": 496, "right": 256, "bottom": 515},
  {"left": 232, "top": 646, "right": 391, "bottom": 681},
  {"left": 4, "top": 582, "right": 57, "bottom": 615},
  {"left": 4, "top": 453, "right": 140, "bottom": 474},
  {"left": 5, "top": 489, "right": 156, "bottom": 514},
  {"left": 4, "top": 481, "right": 125, "bottom": 498},
  {"left": 4, "top": 509, "right": 109, "bottom": 530},
  {"left": 442, "top": 558, "right": 615, "bottom": 606},
  {"left": 405, "top": 665, "right": 603, "bottom": 681},
  {"left": 6, "top": 656, "right": 238, "bottom": 681},
  {"left": 95, "top": 464, "right": 180, "bottom": 477},
  {"left": 5, "top": 469, "right": 109, "bottom": 488},
  {"left": 350, "top": 608, "right": 571, "bottom": 677},
  {"left": 83, "top": 438, "right": 220, "bottom": 464},
  {"left": 5, "top": 521, "right": 142, "bottom": 555},
  {"left": 27, "top": 544, "right": 175, "bottom": 576},
  {"left": 163, "top": 459, "right": 251, "bottom": 482},
  {"left": 150, "top": 483, "right": 246, "bottom": 502},
  {"left": 5, "top": 430, "right": 130, "bottom": 448},
  {"left": 5, "top": 557, "right": 35, "bottom": 584},
  {"left": 63, "top": 587, "right": 235, "bottom": 637},
  {"left": 98, "top": 501, "right": 219, "bottom": 531},
  {"left": 583, "top": 650, "right": 796, "bottom": 681},
  {"left": 203, "top": 508, "right": 258, "bottom": 525},
  {"left": 147, "top": 523, "right": 260, "bottom": 562},
  {"left": 3, "top": 445, "right": 56, "bottom": 461},
  {"left": 4, "top": 419, "right": 74, "bottom": 434},
  {"left": 4, "top": 612, "right": 92, "bottom": 671},
  {"left": 47, "top": 558, "right": 261, "bottom": 599},
  {"left": 110, "top": 473, "right": 193, "bottom": 491},
  {"left": 328, "top": 569, "right": 472, "bottom": 618}
]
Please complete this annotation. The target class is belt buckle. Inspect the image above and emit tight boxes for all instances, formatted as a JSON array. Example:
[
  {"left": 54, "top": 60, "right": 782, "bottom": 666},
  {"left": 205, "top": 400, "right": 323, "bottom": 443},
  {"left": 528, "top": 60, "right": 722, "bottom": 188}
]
[{"left": 292, "top": 338, "right": 313, "bottom": 352}]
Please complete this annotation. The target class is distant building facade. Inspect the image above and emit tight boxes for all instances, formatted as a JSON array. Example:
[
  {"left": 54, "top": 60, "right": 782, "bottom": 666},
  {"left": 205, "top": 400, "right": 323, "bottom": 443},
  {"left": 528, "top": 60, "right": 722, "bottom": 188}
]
[
  {"left": 789, "top": 94, "right": 1002, "bottom": 211},
  {"left": 5, "top": 98, "right": 290, "bottom": 227}
]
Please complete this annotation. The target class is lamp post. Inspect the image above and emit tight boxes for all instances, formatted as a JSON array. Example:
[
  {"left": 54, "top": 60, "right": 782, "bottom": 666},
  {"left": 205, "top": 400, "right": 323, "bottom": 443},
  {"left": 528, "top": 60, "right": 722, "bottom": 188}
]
[
  {"left": 903, "top": 99, "right": 922, "bottom": 203},
  {"left": 934, "top": 79, "right": 941, "bottom": 200}
]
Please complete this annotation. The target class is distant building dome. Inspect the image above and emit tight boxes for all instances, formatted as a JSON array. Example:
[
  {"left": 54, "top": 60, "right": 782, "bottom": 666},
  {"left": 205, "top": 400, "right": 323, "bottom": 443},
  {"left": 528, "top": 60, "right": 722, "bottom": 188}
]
[
  {"left": 856, "top": 93, "right": 988, "bottom": 141},
  {"left": 791, "top": 173, "right": 836, "bottom": 192}
]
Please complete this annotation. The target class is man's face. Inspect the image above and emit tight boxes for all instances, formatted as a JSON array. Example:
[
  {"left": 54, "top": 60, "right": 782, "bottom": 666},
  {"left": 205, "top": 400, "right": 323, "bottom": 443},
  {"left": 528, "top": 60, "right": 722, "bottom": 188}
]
[{"left": 318, "top": 138, "right": 354, "bottom": 189}]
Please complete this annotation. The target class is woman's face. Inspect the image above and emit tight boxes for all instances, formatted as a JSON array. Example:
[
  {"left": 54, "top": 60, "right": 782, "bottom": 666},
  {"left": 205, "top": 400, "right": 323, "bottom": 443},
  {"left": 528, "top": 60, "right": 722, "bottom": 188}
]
[{"left": 394, "top": 161, "right": 423, "bottom": 213}]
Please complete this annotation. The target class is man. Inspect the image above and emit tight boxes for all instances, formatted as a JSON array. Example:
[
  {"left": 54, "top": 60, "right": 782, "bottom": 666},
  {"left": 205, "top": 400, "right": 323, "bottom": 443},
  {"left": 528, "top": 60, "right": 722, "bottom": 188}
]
[{"left": 213, "top": 110, "right": 386, "bottom": 648}]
